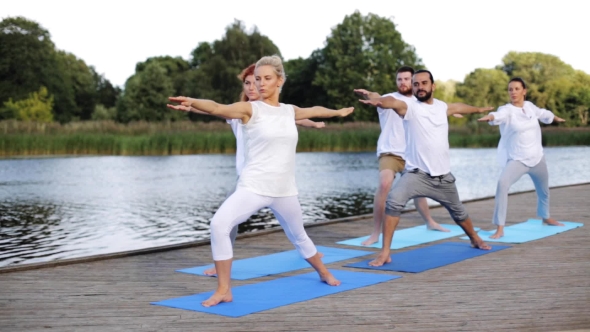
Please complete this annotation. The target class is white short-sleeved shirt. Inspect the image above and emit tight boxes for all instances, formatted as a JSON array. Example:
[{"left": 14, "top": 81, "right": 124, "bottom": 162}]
[
  {"left": 488, "top": 101, "right": 555, "bottom": 168},
  {"left": 227, "top": 119, "right": 245, "bottom": 176},
  {"left": 402, "top": 98, "right": 451, "bottom": 176},
  {"left": 237, "top": 101, "right": 299, "bottom": 197},
  {"left": 376, "top": 92, "right": 415, "bottom": 158}
]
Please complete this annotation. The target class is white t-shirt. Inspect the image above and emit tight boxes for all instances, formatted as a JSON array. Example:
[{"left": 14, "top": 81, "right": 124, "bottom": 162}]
[
  {"left": 376, "top": 92, "right": 415, "bottom": 158},
  {"left": 402, "top": 98, "right": 451, "bottom": 176},
  {"left": 488, "top": 101, "right": 555, "bottom": 168},
  {"left": 227, "top": 119, "right": 245, "bottom": 176},
  {"left": 237, "top": 101, "right": 299, "bottom": 197}
]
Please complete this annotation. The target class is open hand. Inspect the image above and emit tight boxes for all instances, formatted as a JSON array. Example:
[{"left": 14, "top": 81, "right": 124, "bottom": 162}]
[
  {"left": 478, "top": 106, "right": 495, "bottom": 113},
  {"left": 354, "top": 89, "right": 380, "bottom": 100},
  {"left": 315, "top": 122, "right": 326, "bottom": 129},
  {"left": 166, "top": 104, "right": 192, "bottom": 112},
  {"left": 477, "top": 114, "right": 494, "bottom": 122},
  {"left": 338, "top": 107, "right": 354, "bottom": 117},
  {"left": 358, "top": 99, "right": 383, "bottom": 107},
  {"left": 553, "top": 116, "right": 566, "bottom": 123}
]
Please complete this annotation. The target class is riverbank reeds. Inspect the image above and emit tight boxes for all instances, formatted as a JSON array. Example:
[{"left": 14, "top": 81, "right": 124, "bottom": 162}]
[{"left": 1, "top": 120, "right": 588, "bottom": 157}]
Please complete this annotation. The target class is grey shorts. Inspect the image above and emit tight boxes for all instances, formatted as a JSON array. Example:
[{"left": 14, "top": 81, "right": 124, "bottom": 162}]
[{"left": 385, "top": 169, "right": 469, "bottom": 222}]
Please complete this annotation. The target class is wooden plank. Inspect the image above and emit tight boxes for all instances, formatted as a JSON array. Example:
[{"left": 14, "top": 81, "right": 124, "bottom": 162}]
[{"left": 0, "top": 184, "right": 588, "bottom": 332}]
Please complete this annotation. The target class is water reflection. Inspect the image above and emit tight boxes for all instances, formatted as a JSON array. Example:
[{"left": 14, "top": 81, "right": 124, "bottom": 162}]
[{"left": 0, "top": 147, "right": 589, "bottom": 267}]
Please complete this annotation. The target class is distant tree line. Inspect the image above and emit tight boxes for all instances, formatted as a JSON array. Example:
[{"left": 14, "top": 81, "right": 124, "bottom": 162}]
[{"left": 1, "top": 13, "right": 588, "bottom": 126}]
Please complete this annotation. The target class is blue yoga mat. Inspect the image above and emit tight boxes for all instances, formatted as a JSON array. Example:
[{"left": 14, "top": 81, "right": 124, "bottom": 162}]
[
  {"left": 460, "top": 219, "right": 584, "bottom": 243},
  {"left": 152, "top": 269, "right": 400, "bottom": 317},
  {"left": 337, "top": 224, "right": 479, "bottom": 249},
  {"left": 346, "top": 242, "right": 511, "bottom": 273},
  {"left": 177, "top": 246, "right": 373, "bottom": 280}
]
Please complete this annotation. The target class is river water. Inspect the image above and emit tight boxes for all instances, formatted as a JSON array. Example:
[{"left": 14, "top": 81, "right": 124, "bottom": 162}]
[{"left": 1, "top": 146, "right": 589, "bottom": 267}]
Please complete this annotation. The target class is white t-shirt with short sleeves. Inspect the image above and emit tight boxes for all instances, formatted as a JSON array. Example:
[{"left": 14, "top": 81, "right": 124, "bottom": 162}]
[
  {"left": 402, "top": 98, "right": 451, "bottom": 176},
  {"left": 376, "top": 92, "right": 415, "bottom": 158}
]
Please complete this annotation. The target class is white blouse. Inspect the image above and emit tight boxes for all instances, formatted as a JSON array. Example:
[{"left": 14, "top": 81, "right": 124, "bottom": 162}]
[{"left": 488, "top": 101, "right": 554, "bottom": 167}]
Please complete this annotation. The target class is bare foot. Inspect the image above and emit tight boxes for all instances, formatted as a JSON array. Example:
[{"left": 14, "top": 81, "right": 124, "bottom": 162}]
[
  {"left": 319, "top": 271, "right": 341, "bottom": 286},
  {"left": 489, "top": 230, "right": 504, "bottom": 239},
  {"left": 368, "top": 252, "right": 392, "bottom": 266},
  {"left": 543, "top": 218, "right": 564, "bottom": 226},
  {"left": 426, "top": 221, "right": 450, "bottom": 232},
  {"left": 361, "top": 233, "right": 380, "bottom": 246},
  {"left": 203, "top": 266, "right": 216, "bottom": 276},
  {"left": 471, "top": 236, "right": 492, "bottom": 250},
  {"left": 201, "top": 288, "right": 233, "bottom": 307}
]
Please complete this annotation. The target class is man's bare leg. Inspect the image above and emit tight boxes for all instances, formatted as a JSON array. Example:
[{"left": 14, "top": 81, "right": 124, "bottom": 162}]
[
  {"left": 362, "top": 169, "right": 395, "bottom": 246},
  {"left": 456, "top": 218, "right": 491, "bottom": 250},
  {"left": 369, "top": 215, "right": 400, "bottom": 266},
  {"left": 202, "top": 258, "right": 233, "bottom": 307},
  {"left": 543, "top": 217, "right": 564, "bottom": 226},
  {"left": 414, "top": 197, "right": 450, "bottom": 232},
  {"left": 305, "top": 252, "right": 341, "bottom": 286}
]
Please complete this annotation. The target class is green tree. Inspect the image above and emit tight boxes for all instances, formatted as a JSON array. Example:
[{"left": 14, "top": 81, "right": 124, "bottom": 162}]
[
  {"left": 433, "top": 80, "right": 467, "bottom": 126},
  {"left": 0, "top": 17, "right": 77, "bottom": 122},
  {"left": 543, "top": 71, "right": 590, "bottom": 126},
  {"left": 92, "top": 69, "right": 121, "bottom": 109},
  {"left": 456, "top": 68, "right": 510, "bottom": 107},
  {"left": 282, "top": 50, "right": 329, "bottom": 108},
  {"left": 2, "top": 86, "right": 54, "bottom": 122},
  {"left": 498, "top": 52, "right": 575, "bottom": 108},
  {"left": 314, "top": 11, "right": 424, "bottom": 121},
  {"left": 186, "top": 20, "right": 281, "bottom": 108},
  {"left": 116, "top": 62, "right": 178, "bottom": 122}
]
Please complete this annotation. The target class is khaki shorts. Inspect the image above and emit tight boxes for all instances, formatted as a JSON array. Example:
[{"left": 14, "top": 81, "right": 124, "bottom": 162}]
[{"left": 378, "top": 153, "right": 406, "bottom": 173}]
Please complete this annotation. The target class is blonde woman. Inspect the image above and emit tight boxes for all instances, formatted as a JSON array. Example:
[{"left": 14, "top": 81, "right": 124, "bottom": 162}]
[{"left": 168, "top": 55, "right": 353, "bottom": 307}]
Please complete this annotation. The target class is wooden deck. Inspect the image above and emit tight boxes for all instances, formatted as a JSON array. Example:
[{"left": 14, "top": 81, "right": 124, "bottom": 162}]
[{"left": 1, "top": 184, "right": 589, "bottom": 332}]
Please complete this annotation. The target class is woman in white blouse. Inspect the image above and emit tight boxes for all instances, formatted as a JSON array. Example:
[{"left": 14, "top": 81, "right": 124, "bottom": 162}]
[{"left": 478, "top": 77, "right": 565, "bottom": 238}]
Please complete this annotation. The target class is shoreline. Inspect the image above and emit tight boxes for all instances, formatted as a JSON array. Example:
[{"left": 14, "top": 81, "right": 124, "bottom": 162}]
[{"left": 1, "top": 181, "right": 588, "bottom": 274}]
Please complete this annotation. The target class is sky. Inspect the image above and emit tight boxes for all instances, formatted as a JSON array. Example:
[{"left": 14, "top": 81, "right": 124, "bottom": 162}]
[{"left": 2, "top": 0, "right": 587, "bottom": 88}]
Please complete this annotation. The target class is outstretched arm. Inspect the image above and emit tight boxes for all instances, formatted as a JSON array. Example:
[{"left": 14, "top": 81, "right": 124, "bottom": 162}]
[
  {"left": 477, "top": 106, "right": 507, "bottom": 125},
  {"left": 167, "top": 96, "right": 252, "bottom": 122},
  {"left": 356, "top": 95, "right": 408, "bottom": 116},
  {"left": 528, "top": 102, "right": 565, "bottom": 124},
  {"left": 293, "top": 105, "right": 354, "bottom": 120},
  {"left": 295, "top": 119, "right": 326, "bottom": 128},
  {"left": 354, "top": 89, "right": 382, "bottom": 100},
  {"left": 170, "top": 105, "right": 232, "bottom": 120},
  {"left": 447, "top": 103, "right": 494, "bottom": 116}
]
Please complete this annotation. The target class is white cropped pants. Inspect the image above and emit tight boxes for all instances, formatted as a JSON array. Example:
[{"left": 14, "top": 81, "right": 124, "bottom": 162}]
[{"left": 210, "top": 187, "right": 318, "bottom": 261}]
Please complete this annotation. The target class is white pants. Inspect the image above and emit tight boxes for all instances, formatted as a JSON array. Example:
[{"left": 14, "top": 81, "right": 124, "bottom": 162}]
[
  {"left": 493, "top": 157, "right": 550, "bottom": 226},
  {"left": 210, "top": 187, "right": 318, "bottom": 261}
]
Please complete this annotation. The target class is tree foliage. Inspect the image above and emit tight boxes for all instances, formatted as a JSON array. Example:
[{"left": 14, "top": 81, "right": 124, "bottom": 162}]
[
  {"left": 0, "top": 16, "right": 119, "bottom": 123},
  {"left": 2, "top": 86, "right": 54, "bottom": 122},
  {"left": 314, "top": 11, "right": 424, "bottom": 121}
]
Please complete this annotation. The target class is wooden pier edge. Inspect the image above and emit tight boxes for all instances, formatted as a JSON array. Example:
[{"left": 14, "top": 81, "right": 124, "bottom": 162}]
[{"left": 1, "top": 181, "right": 588, "bottom": 274}]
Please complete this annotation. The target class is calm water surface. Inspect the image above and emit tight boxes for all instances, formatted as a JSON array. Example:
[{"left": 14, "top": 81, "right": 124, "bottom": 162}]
[{"left": 1, "top": 146, "right": 589, "bottom": 267}]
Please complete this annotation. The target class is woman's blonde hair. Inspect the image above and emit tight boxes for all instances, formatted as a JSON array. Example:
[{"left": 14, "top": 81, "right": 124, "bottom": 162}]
[{"left": 255, "top": 55, "right": 287, "bottom": 92}]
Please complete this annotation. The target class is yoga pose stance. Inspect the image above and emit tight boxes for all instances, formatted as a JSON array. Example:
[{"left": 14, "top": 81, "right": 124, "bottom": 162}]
[
  {"left": 478, "top": 77, "right": 565, "bottom": 238},
  {"left": 179, "top": 64, "right": 325, "bottom": 275},
  {"left": 355, "top": 66, "right": 450, "bottom": 247},
  {"left": 168, "top": 55, "right": 353, "bottom": 307},
  {"left": 357, "top": 70, "right": 492, "bottom": 266}
]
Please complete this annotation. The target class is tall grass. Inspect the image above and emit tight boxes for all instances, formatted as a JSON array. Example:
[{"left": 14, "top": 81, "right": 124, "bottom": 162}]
[{"left": 1, "top": 120, "right": 588, "bottom": 157}]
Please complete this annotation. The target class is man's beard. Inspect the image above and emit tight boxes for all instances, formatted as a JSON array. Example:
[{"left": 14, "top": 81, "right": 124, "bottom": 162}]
[
  {"left": 398, "top": 85, "right": 412, "bottom": 96},
  {"left": 415, "top": 90, "right": 432, "bottom": 102}
]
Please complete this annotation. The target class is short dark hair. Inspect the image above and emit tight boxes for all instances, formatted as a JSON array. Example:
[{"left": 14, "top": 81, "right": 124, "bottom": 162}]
[
  {"left": 509, "top": 77, "right": 527, "bottom": 89},
  {"left": 414, "top": 69, "right": 434, "bottom": 84},
  {"left": 396, "top": 66, "right": 415, "bottom": 76}
]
